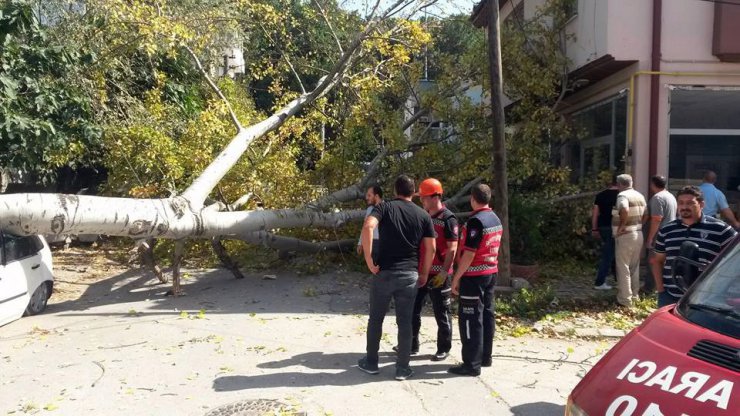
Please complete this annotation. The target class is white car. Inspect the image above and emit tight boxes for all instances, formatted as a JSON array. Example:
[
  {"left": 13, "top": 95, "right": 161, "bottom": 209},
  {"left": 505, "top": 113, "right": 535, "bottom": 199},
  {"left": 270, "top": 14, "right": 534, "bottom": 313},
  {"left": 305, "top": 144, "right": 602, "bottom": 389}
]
[{"left": 0, "top": 233, "right": 54, "bottom": 327}]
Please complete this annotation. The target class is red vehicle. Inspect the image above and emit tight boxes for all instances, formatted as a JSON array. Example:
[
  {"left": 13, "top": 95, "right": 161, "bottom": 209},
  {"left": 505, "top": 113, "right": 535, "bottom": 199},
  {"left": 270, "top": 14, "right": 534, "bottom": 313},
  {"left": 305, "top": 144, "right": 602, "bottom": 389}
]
[{"left": 566, "top": 234, "right": 739, "bottom": 416}]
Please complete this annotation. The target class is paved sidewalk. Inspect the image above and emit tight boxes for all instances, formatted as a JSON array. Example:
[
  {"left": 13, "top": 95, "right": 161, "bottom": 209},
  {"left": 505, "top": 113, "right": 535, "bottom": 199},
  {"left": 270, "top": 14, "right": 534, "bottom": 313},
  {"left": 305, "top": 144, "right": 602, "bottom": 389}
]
[{"left": 0, "top": 268, "right": 616, "bottom": 415}]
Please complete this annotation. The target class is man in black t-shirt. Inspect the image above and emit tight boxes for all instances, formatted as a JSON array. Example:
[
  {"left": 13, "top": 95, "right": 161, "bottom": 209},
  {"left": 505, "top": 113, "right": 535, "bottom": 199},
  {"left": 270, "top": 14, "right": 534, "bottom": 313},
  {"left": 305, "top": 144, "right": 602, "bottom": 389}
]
[
  {"left": 591, "top": 175, "right": 620, "bottom": 290},
  {"left": 357, "top": 175, "right": 435, "bottom": 381}
]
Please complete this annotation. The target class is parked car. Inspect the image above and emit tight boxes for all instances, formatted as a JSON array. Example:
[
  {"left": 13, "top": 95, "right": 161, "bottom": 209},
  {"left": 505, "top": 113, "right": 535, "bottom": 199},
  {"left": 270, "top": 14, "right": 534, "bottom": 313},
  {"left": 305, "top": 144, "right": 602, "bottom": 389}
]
[
  {"left": 0, "top": 233, "right": 54, "bottom": 327},
  {"left": 566, "top": 234, "right": 739, "bottom": 416}
]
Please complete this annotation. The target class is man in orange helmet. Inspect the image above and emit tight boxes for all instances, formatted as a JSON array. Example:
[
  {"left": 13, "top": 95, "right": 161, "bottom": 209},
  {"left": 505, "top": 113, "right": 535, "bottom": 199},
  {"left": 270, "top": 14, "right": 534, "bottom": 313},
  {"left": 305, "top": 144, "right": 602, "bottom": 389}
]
[{"left": 409, "top": 178, "right": 459, "bottom": 361}]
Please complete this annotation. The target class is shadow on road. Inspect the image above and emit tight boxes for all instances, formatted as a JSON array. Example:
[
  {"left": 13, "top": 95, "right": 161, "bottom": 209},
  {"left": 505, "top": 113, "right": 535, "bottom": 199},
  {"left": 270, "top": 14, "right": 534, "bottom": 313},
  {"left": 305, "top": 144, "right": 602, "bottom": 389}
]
[
  {"left": 511, "top": 401, "right": 565, "bottom": 416},
  {"left": 48, "top": 266, "right": 372, "bottom": 317},
  {"left": 214, "top": 352, "right": 457, "bottom": 390}
]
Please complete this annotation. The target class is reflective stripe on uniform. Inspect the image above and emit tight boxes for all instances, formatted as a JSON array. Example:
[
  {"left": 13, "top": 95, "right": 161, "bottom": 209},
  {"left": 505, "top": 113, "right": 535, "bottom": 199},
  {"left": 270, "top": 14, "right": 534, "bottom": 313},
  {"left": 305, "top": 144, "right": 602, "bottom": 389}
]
[{"left": 467, "top": 264, "right": 496, "bottom": 272}]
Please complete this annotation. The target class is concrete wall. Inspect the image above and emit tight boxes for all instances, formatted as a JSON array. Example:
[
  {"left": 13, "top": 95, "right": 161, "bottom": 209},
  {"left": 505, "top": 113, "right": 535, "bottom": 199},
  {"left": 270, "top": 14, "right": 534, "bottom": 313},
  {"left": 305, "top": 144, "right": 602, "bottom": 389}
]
[
  {"left": 661, "top": 0, "right": 717, "bottom": 63},
  {"left": 565, "top": 0, "right": 609, "bottom": 71}
]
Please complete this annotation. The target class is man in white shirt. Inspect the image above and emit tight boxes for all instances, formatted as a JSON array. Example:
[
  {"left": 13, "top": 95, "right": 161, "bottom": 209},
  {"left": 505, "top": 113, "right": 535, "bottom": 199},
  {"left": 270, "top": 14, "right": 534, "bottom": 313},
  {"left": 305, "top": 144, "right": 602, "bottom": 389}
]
[{"left": 613, "top": 174, "right": 647, "bottom": 307}]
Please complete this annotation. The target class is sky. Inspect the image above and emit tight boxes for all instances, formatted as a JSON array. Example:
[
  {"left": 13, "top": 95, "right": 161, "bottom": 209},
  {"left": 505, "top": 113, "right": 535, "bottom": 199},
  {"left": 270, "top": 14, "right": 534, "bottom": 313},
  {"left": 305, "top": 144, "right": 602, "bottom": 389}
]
[{"left": 340, "top": 0, "right": 481, "bottom": 19}]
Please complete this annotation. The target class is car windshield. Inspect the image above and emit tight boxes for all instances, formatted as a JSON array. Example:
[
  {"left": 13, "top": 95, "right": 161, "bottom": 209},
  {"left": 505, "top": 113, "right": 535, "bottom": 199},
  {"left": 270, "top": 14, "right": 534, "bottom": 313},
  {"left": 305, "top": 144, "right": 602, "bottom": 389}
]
[{"left": 677, "top": 239, "right": 740, "bottom": 339}]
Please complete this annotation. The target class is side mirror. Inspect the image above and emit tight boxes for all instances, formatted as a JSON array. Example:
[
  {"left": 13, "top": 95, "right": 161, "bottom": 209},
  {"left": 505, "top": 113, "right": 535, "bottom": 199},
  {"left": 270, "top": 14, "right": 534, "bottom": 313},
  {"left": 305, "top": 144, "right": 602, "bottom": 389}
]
[{"left": 671, "top": 241, "right": 704, "bottom": 291}]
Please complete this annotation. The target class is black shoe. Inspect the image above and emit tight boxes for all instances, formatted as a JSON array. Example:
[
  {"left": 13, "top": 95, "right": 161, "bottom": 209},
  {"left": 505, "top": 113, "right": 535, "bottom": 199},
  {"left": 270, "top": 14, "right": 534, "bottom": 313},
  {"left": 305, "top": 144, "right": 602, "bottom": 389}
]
[
  {"left": 447, "top": 365, "right": 480, "bottom": 377},
  {"left": 395, "top": 366, "right": 414, "bottom": 381},
  {"left": 392, "top": 345, "right": 419, "bottom": 355},
  {"left": 482, "top": 358, "right": 492, "bottom": 367},
  {"left": 431, "top": 351, "right": 449, "bottom": 361},
  {"left": 357, "top": 357, "right": 379, "bottom": 375}
]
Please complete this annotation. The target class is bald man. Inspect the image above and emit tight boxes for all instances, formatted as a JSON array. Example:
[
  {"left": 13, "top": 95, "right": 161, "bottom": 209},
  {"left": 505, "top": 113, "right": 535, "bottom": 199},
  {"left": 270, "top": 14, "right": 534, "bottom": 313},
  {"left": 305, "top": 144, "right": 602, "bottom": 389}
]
[{"left": 699, "top": 171, "right": 739, "bottom": 228}]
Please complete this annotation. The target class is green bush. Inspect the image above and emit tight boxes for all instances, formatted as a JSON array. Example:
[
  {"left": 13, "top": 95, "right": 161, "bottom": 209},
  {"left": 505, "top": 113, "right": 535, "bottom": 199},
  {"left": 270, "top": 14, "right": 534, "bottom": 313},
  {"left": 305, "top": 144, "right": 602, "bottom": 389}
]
[
  {"left": 496, "top": 285, "right": 556, "bottom": 320},
  {"left": 508, "top": 195, "right": 545, "bottom": 265}
]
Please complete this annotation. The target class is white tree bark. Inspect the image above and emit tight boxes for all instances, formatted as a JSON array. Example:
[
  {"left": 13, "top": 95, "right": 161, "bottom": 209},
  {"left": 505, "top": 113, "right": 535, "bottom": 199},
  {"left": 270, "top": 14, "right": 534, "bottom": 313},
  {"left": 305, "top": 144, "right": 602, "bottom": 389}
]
[{"left": 0, "top": 193, "right": 363, "bottom": 239}]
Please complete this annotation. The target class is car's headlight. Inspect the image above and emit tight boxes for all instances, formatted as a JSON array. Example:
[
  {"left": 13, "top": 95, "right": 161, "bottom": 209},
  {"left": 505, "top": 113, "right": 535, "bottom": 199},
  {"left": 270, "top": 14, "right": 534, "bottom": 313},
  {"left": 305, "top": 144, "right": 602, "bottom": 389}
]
[{"left": 565, "top": 396, "right": 589, "bottom": 416}]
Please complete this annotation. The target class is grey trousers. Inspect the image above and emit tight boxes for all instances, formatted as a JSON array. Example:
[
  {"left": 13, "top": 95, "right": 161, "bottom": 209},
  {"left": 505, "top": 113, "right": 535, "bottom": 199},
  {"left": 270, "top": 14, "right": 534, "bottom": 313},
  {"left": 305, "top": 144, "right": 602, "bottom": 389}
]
[{"left": 365, "top": 269, "right": 418, "bottom": 368}]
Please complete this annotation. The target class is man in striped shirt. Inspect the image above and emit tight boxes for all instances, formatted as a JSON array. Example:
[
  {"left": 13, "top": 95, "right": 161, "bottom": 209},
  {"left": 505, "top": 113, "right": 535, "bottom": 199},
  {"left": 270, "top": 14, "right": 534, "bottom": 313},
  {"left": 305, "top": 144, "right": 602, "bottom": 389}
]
[
  {"left": 653, "top": 186, "right": 737, "bottom": 307},
  {"left": 613, "top": 174, "right": 647, "bottom": 307}
]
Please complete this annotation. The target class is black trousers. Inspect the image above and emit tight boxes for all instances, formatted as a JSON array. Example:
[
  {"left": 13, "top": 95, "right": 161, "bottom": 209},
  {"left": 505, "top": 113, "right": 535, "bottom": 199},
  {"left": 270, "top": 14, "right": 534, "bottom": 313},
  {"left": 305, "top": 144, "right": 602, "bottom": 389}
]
[
  {"left": 411, "top": 275, "right": 453, "bottom": 353},
  {"left": 458, "top": 274, "right": 496, "bottom": 371}
]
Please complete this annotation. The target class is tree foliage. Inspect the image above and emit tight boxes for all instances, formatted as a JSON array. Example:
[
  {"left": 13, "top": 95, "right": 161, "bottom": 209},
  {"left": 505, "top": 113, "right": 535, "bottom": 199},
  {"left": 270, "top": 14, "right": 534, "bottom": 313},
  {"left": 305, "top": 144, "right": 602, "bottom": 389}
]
[
  {"left": 1, "top": 0, "right": 597, "bottom": 269},
  {"left": 0, "top": 1, "right": 102, "bottom": 181}
]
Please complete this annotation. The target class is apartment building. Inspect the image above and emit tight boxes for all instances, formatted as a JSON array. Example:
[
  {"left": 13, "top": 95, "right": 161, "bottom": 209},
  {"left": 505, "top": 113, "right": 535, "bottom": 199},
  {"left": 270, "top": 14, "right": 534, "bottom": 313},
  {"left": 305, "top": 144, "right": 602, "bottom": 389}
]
[{"left": 472, "top": 0, "right": 740, "bottom": 205}]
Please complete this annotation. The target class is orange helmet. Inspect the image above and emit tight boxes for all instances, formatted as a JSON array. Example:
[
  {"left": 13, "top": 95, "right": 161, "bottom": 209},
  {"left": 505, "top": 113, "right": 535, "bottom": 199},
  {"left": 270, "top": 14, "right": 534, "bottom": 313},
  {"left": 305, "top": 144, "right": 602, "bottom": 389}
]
[{"left": 418, "top": 178, "right": 443, "bottom": 197}]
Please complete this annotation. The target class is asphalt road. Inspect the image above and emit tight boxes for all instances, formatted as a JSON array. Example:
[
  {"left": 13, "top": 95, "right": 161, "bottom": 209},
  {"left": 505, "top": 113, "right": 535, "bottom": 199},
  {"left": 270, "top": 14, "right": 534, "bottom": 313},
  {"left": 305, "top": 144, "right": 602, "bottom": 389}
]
[{"left": 0, "top": 268, "right": 616, "bottom": 415}]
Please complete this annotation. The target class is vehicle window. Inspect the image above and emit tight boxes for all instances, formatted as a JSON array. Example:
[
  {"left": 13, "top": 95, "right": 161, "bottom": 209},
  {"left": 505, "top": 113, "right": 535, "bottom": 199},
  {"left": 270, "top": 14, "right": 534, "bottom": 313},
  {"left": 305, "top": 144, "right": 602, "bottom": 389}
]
[
  {"left": 30, "top": 236, "right": 44, "bottom": 253},
  {"left": 3, "top": 234, "right": 38, "bottom": 263},
  {"left": 678, "top": 240, "right": 740, "bottom": 339}
]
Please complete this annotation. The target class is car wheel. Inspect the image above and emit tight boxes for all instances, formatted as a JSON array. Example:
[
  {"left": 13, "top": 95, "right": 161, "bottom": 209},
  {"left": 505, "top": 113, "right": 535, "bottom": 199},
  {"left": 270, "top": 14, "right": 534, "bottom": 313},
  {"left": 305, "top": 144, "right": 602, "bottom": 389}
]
[{"left": 25, "top": 281, "right": 51, "bottom": 316}]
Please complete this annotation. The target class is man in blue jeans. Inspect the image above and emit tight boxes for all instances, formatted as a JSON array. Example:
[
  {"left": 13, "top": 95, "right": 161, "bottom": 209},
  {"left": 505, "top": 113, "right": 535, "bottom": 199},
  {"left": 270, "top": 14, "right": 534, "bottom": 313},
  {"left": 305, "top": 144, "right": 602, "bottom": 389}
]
[
  {"left": 591, "top": 176, "right": 619, "bottom": 290},
  {"left": 357, "top": 175, "right": 435, "bottom": 381}
]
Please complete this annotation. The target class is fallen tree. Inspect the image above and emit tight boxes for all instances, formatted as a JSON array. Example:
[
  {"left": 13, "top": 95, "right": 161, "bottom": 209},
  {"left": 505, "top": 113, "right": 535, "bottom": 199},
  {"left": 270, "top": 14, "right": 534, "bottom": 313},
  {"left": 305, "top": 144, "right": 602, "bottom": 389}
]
[{"left": 0, "top": 0, "right": 437, "bottom": 294}]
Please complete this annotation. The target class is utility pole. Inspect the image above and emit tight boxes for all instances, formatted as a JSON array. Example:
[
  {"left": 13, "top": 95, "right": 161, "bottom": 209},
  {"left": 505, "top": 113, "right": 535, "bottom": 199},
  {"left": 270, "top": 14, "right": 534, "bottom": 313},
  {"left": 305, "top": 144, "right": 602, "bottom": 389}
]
[{"left": 487, "top": 0, "right": 510, "bottom": 286}]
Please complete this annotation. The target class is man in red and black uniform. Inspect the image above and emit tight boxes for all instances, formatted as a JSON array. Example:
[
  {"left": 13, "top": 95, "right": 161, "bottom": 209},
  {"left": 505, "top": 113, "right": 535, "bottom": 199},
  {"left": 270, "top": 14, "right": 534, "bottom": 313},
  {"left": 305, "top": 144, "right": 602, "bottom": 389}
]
[
  {"left": 410, "top": 178, "right": 458, "bottom": 361},
  {"left": 449, "top": 184, "right": 502, "bottom": 376}
]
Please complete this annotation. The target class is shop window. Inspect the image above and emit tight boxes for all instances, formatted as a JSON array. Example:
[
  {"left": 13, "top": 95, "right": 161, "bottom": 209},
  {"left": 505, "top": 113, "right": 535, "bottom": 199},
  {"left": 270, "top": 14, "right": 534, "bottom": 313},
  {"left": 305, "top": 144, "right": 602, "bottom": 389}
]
[{"left": 669, "top": 88, "right": 740, "bottom": 207}]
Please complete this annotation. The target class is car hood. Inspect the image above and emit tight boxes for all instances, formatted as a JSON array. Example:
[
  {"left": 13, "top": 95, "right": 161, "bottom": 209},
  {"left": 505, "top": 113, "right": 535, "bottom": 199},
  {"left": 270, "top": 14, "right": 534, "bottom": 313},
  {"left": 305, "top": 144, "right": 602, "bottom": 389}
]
[{"left": 571, "top": 307, "right": 739, "bottom": 416}]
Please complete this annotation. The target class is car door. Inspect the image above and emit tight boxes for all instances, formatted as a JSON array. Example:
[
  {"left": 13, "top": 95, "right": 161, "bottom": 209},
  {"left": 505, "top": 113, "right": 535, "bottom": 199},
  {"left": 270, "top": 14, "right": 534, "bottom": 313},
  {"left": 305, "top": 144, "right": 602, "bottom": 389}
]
[{"left": 0, "top": 233, "right": 42, "bottom": 326}]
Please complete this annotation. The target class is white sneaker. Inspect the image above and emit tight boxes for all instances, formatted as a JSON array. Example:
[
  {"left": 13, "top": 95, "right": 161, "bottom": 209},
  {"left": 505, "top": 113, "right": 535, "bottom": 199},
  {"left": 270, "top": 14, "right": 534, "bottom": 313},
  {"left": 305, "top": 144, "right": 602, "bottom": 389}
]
[{"left": 594, "top": 283, "right": 613, "bottom": 290}]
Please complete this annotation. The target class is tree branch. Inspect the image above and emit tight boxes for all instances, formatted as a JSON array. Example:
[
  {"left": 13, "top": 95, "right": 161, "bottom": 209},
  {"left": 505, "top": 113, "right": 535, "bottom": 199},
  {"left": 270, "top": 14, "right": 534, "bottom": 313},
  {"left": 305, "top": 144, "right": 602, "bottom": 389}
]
[
  {"left": 183, "top": 45, "right": 242, "bottom": 132},
  {"left": 283, "top": 54, "right": 306, "bottom": 94},
  {"left": 181, "top": 12, "right": 375, "bottom": 208},
  {"left": 444, "top": 175, "right": 484, "bottom": 208},
  {"left": 212, "top": 236, "right": 245, "bottom": 279},
  {"left": 229, "top": 192, "right": 254, "bottom": 211},
  {"left": 312, "top": 0, "right": 344, "bottom": 55},
  {"left": 239, "top": 231, "right": 356, "bottom": 253}
]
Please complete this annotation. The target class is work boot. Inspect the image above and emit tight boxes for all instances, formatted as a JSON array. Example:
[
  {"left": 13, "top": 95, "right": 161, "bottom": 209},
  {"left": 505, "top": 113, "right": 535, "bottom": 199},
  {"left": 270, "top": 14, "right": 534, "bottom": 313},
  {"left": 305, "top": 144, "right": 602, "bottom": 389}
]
[
  {"left": 357, "top": 357, "right": 379, "bottom": 375},
  {"left": 395, "top": 366, "right": 414, "bottom": 381},
  {"left": 447, "top": 364, "right": 480, "bottom": 377}
]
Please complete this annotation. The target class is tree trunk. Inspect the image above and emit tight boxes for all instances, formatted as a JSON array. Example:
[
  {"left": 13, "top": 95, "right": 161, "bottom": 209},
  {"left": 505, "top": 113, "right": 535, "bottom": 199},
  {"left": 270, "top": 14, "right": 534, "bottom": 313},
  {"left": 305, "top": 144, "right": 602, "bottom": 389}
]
[
  {"left": 487, "top": 0, "right": 511, "bottom": 286},
  {"left": 0, "top": 193, "right": 363, "bottom": 239}
]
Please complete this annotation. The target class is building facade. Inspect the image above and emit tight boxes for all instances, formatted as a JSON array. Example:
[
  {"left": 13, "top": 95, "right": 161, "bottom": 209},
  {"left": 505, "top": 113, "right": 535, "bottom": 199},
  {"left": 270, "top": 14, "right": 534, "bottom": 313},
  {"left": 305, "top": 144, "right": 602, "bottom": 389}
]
[{"left": 473, "top": 0, "right": 740, "bottom": 210}]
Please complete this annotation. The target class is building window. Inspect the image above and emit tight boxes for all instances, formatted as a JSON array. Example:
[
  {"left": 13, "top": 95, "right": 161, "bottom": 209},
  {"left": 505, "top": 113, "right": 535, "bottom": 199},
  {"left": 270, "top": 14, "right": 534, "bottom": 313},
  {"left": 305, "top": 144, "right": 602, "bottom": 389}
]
[
  {"left": 562, "top": 0, "right": 578, "bottom": 21},
  {"left": 561, "top": 95, "right": 627, "bottom": 182},
  {"left": 668, "top": 88, "right": 740, "bottom": 208}
]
